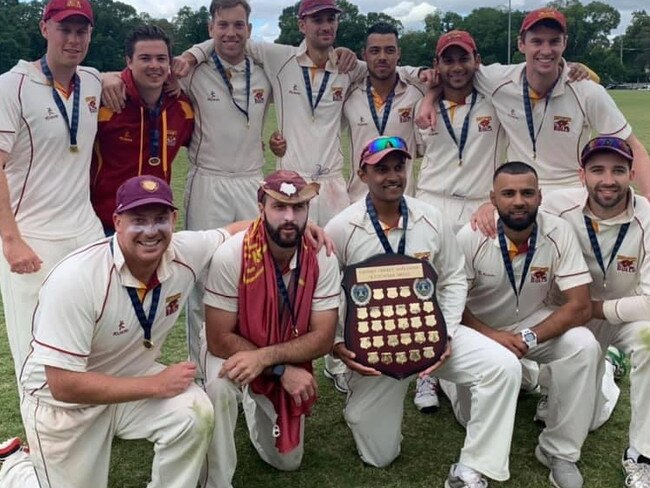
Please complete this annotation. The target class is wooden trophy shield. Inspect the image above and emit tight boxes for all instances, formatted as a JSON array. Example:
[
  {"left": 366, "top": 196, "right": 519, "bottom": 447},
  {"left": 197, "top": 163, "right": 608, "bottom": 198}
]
[{"left": 342, "top": 254, "right": 448, "bottom": 380}]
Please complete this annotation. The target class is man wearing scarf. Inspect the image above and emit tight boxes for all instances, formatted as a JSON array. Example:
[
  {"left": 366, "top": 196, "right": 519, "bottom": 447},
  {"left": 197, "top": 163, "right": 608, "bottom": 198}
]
[{"left": 201, "top": 170, "right": 340, "bottom": 488}]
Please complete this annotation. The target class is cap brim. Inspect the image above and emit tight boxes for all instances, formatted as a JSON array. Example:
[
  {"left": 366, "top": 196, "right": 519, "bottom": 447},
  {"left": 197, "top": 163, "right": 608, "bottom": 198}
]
[
  {"left": 300, "top": 6, "right": 342, "bottom": 17},
  {"left": 361, "top": 148, "right": 412, "bottom": 167},
  {"left": 115, "top": 198, "right": 177, "bottom": 214},
  {"left": 262, "top": 182, "right": 320, "bottom": 204},
  {"left": 521, "top": 16, "right": 565, "bottom": 34}
]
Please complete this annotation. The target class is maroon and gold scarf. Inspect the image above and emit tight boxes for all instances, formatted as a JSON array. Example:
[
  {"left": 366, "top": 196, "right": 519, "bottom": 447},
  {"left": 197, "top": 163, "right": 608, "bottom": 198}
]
[{"left": 238, "top": 217, "right": 319, "bottom": 453}]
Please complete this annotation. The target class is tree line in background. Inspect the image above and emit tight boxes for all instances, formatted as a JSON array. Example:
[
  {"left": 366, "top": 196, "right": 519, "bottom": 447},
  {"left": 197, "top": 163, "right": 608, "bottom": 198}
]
[{"left": 1, "top": 0, "right": 648, "bottom": 83}]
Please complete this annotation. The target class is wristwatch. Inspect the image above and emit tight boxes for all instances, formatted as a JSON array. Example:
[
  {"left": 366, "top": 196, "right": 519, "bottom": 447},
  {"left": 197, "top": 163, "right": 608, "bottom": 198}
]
[
  {"left": 520, "top": 328, "right": 538, "bottom": 349},
  {"left": 271, "top": 364, "right": 286, "bottom": 380}
]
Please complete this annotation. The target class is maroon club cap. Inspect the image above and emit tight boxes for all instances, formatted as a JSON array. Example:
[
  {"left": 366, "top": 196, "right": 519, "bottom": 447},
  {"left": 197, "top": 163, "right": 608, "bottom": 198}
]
[
  {"left": 298, "top": 0, "right": 341, "bottom": 18},
  {"left": 520, "top": 8, "right": 567, "bottom": 34},
  {"left": 580, "top": 136, "right": 634, "bottom": 168},
  {"left": 42, "top": 0, "right": 94, "bottom": 26},
  {"left": 115, "top": 176, "right": 177, "bottom": 214},
  {"left": 436, "top": 30, "right": 478, "bottom": 57}
]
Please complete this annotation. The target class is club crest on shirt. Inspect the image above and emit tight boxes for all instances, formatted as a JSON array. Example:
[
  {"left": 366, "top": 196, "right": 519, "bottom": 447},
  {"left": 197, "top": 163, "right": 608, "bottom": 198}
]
[
  {"left": 165, "top": 293, "right": 181, "bottom": 316},
  {"left": 399, "top": 108, "right": 412, "bottom": 123},
  {"left": 476, "top": 116, "right": 493, "bottom": 132},
  {"left": 112, "top": 320, "right": 129, "bottom": 337},
  {"left": 616, "top": 255, "right": 637, "bottom": 273},
  {"left": 45, "top": 107, "right": 58, "bottom": 120},
  {"left": 166, "top": 130, "right": 178, "bottom": 147},
  {"left": 119, "top": 130, "right": 133, "bottom": 143},
  {"left": 530, "top": 266, "right": 549, "bottom": 283},
  {"left": 553, "top": 116, "right": 571, "bottom": 133},
  {"left": 331, "top": 86, "right": 343, "bottom": 101},
  {"left": 253, "top": 88, "right": 265, "bottom": 104},
  {"left": 85, "top": 96, "right": 98, "bottom": 113}
]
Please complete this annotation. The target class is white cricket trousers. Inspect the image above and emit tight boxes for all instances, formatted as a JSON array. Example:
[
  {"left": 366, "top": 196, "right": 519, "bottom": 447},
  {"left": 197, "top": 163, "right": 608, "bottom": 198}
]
[
  {"left": 414, "top": 192, "right": 486, "bottom": 234},
  {"left": 0, "top": 230, "right": 102, "bottom": 384},
  {"left": 442, "top": 308, "right": 602, "bottom": 463},
  {"left": 344, "top": 325, "right": 521, "bottom": 481},
  {"left": 200, "top": 353, "right": 304, "bottom": 488},
  {"left": 588, "top": 318, "right": 650, "bottom": 457},
  {"left": 15, "top": 380, "right": 213, "bottom": 488},
  {"left": 184, "top": 166, "right": 262, "bottom": 381}
]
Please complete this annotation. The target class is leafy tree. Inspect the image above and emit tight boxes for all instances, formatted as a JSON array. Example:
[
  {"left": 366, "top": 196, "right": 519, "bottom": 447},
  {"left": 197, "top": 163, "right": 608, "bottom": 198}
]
[
  {"left": 620, "top": 10, "right": 650, "bottom": 81},
  {"left": 173, "top": 6, "right": 211, "bottom": 54}
]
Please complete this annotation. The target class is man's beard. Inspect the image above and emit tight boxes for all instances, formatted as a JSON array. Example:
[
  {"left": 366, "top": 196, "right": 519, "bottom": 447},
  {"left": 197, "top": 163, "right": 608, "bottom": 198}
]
[
  {"left": 497, "top": 207, "right": 538, "bottom": 232},
  {"left": 264, "top": 219, "right": 306, "bottom": 248}
]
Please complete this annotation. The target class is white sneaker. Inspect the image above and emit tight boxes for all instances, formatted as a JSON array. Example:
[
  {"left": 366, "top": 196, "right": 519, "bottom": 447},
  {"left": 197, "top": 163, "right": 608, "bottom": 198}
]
[
  {"left": 414, "top": 375, "right": 439, "bottom": 413},
  {"left": 445, "top": 463, "right": 489, "bottom": 488},
  {"left": 622, "top": 450, "right": 650, "bottom": 488},
  {"left": 323, "top": 368, "right": 348, "bottom": 394},
  {"left": 0, "top": 437, "right": 22, "bottom": 464}
]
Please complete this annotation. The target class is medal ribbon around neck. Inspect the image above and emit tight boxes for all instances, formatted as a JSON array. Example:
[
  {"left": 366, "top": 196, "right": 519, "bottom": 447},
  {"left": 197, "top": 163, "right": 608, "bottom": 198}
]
[
  {"left": 366, "top": 76, "right": 397, "bottom": 136},
  {"left": 497, "top": 219, "right": 538, "bottom": 313},
  {"left": 584, "top": 216, "right": 630, "bottom": 287},
  {"left": 438, "top": 88, "right": 478, "bottom": 165},
  {"left": 147, "top": 95, "right": 164, "bottom": 167},
  {"left": 301, "top": 66, "right": 331, "bottom": 120},
  {"left": 40, "top": 57, "right": 81, "bottom": 152},
  {"left": 126, "top": 286, "right": 162, "bottom": 349},
  {"left": 212, "top": 52, "right": 250, "bottom": 124},
  {"left": 109, "top": 239, "right": 161, "bottom": 349},
  {"left": 365, "top": 193, "right": 408, "bottom": 255},
  {"left": 273, "top": 245, "right": 301, "bottom": 336},
  {"left": 522, "top": 76, "right": 558, "bottom": 160}
]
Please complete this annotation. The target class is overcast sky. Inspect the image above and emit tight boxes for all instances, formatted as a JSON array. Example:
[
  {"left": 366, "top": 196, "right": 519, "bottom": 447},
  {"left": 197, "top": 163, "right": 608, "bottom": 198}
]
[{"left": 125, "top": 0, "right": 634, "bottom": 41}]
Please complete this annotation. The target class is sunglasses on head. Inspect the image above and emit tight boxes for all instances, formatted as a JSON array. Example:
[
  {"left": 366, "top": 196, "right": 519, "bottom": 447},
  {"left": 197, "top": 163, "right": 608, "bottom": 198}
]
[{"left": 361, "top": 136, "right": 408, "bottom": 159}]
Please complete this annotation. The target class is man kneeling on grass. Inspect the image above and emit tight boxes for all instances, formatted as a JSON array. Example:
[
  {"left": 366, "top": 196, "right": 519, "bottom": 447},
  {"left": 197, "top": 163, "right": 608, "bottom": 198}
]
[{"left": 200, "top": 170, "right": 340, "bottom": 488}]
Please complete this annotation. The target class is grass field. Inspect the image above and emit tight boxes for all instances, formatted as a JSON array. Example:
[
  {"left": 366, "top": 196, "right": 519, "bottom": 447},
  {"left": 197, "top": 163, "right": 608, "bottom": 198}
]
[{"left": 1, "top": 91, "right": 649, "bottom": 487}]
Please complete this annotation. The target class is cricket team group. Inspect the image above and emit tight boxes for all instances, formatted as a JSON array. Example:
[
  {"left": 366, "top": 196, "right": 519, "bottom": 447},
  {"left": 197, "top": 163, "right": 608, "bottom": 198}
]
[{"left": 0, "top": 0, "right": 648, "bottom": 486}]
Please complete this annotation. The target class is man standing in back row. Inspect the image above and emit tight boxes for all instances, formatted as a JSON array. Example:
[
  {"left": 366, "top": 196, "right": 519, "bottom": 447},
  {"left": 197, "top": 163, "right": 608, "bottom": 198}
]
[{"left": 0, "top": 0, "right": 104, "bottom": 385}]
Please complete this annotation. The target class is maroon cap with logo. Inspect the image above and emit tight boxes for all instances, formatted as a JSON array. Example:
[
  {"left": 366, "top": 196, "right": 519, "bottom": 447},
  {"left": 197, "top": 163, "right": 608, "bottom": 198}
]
[
  {"left": 43, "top": 0, "right": 94, "bottom": 25},
  {"left": 520, "top": 8, "right": 567, "bottom": 34},
  {"left": 257, "top": 170, "right": 320, "bottom": 204},
  {"left": 298, "top": 0, "right": 341, "bottom": 18},
  {"left": 436, "top": 30, "right": 478, "bottom": 57},
  {"left": 115, "top": 176, "right": 177, "bottom": 214},
  {"left": 580, "top": 136, "right": 634, "bottom": 167}
]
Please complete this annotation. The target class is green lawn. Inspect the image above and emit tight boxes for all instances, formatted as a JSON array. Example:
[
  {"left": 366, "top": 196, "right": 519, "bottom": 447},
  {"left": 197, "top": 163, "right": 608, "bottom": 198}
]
[{"left": 0, "top": 91, "right": 648, "bottom": 487}]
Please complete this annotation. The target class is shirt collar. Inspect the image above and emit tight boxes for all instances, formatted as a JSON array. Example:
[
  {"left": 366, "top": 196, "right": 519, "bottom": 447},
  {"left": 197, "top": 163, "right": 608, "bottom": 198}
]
[
  {"left": 349, "top": 197, "right": 423, "bottom": 233},
  {"left": 582, "top": 188, "right": 637, "bottom": 224},
  {"left": 509, "top": 60, "right": 569, "bottom": 97}
]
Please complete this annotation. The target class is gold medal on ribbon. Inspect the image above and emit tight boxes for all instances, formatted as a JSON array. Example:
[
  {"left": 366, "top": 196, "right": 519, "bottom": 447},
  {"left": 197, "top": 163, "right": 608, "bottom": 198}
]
[
  {"left": 148, "top": 157, "right": 161, "bottom": 166},
  {"left": 69, "top": 145, "right": 79, "bottom": 153},
  {"left": 143, "top": 339, "right": 154, "bottom": 349}
]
